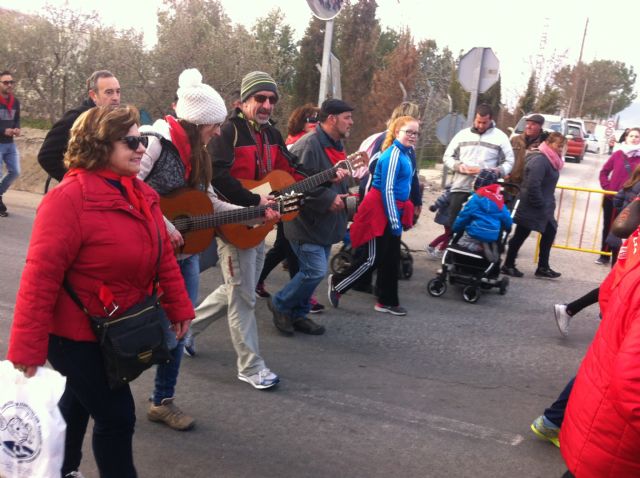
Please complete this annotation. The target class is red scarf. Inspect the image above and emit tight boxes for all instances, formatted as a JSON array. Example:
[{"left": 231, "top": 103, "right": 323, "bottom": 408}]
[
  {"left": 323, "top": 146, "right": 346, "bottom": 166},
  {"left": 286, "top": 131, "right": 306, "bottom": 145},
  {"left": 67, "top": 168, "right": 154, "bottom": 222},
  {"left": 0, "top": 94, "right": 14, "bottom": 114},
  {"left": 165, "top": 115, "right": 192, "bottom": 180}
]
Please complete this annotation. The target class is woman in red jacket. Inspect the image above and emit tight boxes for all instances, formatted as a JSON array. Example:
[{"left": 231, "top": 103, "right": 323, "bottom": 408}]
[
  {"left": 7, "top": 105, "right": 194, "bottom": 478},
  {"left": 559, "top": 213, "right": 640, "bottom": 477}
]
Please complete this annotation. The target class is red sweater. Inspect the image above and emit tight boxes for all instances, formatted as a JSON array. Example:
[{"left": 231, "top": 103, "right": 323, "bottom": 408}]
[{"left": 8, "top": 172, "right": 194, "bottom": 366}]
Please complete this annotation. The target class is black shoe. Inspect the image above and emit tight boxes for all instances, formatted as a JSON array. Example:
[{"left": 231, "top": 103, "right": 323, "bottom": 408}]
[
  {"left": 292, "top": 317, "right": 325, "bottom": 335},
  {"left": 501, "top": 265, "right": 524, "bottom": 277},
  {"left": 255, "top": 282, "right": 271, "bottom": 298},
  {"left": 267, "top": 299, "right": 293, "bottom": 335},
  {"left": 535, "top": 267, "right": 561, "bottom": 279},
  {"left": 0, "top": 196, "right": 7, "bottom": 217}
]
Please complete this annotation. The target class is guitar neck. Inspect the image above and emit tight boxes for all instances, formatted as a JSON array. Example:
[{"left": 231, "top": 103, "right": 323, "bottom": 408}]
[
  {"left": 279, "top": 166, "right": 338, "bottom": 196},
  {"left": 175, "top": 204, "right": 277, "bottom": 233}
]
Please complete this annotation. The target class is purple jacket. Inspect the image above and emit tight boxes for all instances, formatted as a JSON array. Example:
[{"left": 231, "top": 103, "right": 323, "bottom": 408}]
[{"left": 599, "top": 150, "right": 640, "bottom": 192}]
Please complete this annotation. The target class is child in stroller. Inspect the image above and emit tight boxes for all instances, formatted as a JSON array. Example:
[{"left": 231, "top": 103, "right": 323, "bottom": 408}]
[{"left": 427, "top": 170, "right": 513, "bottom": 303}]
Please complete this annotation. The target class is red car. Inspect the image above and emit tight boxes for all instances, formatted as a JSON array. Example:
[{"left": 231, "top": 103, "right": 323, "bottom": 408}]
[{"left": 564, "top": 122, "right": 587, "bottom": 163}]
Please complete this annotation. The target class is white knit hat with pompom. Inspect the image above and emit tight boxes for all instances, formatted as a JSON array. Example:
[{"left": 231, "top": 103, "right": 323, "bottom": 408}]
[{"left": 175, "top": 68, "right": 227, "bottom": 125}]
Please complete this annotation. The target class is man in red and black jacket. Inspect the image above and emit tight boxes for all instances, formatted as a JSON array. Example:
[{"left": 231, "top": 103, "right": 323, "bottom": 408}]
[{"left": 190, "top": 71, "right": 306, "bottom": 390}]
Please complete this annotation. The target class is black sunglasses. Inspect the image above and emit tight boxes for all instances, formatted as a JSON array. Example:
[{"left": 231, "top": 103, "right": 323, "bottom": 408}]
[
  {"left": 253, "top": 94, "right": 278, "bottom": 105},
  {"left": 120, "top": 135, "right": 148, "bottom": 151},
  {"left": 306, "top": 116, "right": 319, "bottom": 124},
  {"left": 1, "top": 80, "right": 15, "bottom": 86}
]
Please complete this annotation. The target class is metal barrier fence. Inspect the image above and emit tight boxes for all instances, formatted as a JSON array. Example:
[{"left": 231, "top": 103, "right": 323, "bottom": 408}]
[{"left": 534, "top": 185, "right": 617, "bottom": 260}]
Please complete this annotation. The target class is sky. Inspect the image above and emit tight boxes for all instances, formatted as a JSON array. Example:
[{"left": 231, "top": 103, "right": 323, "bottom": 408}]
[{"left": 3, "top": 0, "right": 639, "bottom": 124}]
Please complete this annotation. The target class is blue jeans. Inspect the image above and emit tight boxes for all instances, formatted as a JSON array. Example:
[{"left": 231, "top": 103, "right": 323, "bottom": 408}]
[
  {"left": 544, "top": 376, "right": 575, "bottom": 427},
  {"left": 273, "top": 241, "right": 330, "bottom": 318},
  {"left": 152, "top": 254, "right": 199, "bottom": 404},
  {"left": 48, "top": 335, "right": 137, "bottom": 478},
  {"left": 0, "top": 142, "right": 20, "bottom": 195}
]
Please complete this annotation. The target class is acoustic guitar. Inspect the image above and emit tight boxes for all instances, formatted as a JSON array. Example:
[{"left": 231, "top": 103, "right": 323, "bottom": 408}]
[
  {"left": 160, "top": 188, "right": 303, "bottom": 253},
  {"left": 216, "top": 151, "right": 368, "bottom": 249}
]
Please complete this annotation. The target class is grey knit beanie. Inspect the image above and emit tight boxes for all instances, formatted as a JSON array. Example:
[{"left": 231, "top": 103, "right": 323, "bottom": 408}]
[
  {"left": 240, "top": 71, "right": 278, "bottom": 102},
  {"left": 175, "top": 68, "right": 227, "bottom": 125}
]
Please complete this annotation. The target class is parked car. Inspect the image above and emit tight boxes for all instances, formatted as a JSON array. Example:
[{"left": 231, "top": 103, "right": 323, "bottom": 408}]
[
  {"left": 586, "top": 134, "right": 602, "bottom": 154},
  {"left": 564, "top": 122, "right": 587, "bottom": 162}
]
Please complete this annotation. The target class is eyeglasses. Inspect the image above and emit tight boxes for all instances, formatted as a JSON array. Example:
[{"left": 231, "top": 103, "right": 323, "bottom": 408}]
[
  {"left": 253, "top": 94, "right": 278, "bottom": 105},
  {"left": 400, "top": 129, "right": 420, "bottom": 137},
  {"left": 306, "top": 116, "right": 318, "bottom": 124},
  {"left": 1, "top": 80, "right": 15, "bottom": 86},
  {"left": 120, "top": 136, "right": 148, "bottom": 151}
]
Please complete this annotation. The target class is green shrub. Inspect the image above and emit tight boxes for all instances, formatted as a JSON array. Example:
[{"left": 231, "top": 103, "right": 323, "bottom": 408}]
[{"left": 21, "top": 117, "right": 52, "bottom": 130}]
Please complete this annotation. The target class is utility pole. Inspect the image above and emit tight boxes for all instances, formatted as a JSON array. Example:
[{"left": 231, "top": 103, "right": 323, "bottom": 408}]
[{"left": 568, "top": 17, "right": 589, "bottom": 118}]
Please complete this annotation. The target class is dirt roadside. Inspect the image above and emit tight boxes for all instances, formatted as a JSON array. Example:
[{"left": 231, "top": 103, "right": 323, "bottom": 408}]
[{"left": 12, "top": 127, "right": 49, "bottom": 195}]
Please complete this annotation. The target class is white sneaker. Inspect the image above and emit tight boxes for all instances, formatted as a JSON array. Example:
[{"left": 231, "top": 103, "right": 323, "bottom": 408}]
[
  {"left": 238, "top": 368, "right": 280, "bottom": 390},
  {"left": 554, "top": 304, "right": 571, "bottom": 338},
  {"left": 425, "top": 245, "right": 441, "bottom": 260}
]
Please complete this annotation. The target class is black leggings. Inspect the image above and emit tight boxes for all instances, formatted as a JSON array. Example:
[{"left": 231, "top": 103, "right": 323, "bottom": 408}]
[
  {"left": 258, "top": 222, "right": 298, "bottom": 283},
  {"left": 504, "top": 222, "right": 556, "bottom": 269},
  {"left": 566, "top": 287, "right": 600, "bottom": 316}
]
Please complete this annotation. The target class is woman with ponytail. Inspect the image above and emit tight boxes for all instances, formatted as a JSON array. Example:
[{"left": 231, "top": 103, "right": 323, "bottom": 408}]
[{"left": 328, "top": 116, "right": 419, "bottom": 316}]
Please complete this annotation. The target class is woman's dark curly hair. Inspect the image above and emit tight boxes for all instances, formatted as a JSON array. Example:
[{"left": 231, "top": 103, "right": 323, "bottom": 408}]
[{"left": 65, "top": 105, "right": 140, "bottom": 171}]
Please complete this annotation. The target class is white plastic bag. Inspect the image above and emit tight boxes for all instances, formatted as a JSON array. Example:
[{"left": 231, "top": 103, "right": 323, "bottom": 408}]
[{"left": 0, "top": 361, "right": 66, "bottom": 478}]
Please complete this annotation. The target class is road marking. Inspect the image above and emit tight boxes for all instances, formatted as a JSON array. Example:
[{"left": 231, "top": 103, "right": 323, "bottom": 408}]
[{"left": 298, "top": 389, "right": 524, "bottom": 446}]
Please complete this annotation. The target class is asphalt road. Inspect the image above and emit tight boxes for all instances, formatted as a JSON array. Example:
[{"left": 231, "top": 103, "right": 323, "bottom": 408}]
[{"left": 0, "top": 151, "right": 610, "bottom": 477}]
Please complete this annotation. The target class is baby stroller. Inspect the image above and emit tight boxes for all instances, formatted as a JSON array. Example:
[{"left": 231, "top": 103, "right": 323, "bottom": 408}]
[
  {"left": 330, "top": 230, "right": 414, "bottom": 280},
  {"left": 426, "top": 180, "right": 519, "bottom": 304}
]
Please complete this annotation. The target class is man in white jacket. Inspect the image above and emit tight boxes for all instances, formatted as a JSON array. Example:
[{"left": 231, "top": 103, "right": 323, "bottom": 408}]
[{"left": 443, "top": 103, "right": 514, "bottom": 224}]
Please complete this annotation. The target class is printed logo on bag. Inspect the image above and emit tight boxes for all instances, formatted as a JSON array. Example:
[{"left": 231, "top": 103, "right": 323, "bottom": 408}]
[{"left": 0, "top": 401, "right": 42, "bottom": 463}]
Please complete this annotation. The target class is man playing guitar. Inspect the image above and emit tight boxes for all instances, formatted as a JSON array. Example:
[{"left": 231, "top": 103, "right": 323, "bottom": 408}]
[{"left": 189, "top": 71, "right": 306, "bottom": 390}]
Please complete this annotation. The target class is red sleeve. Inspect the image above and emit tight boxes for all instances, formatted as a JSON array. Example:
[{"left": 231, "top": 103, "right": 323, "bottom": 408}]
[
  {"left": 599, "top": 153, "right": 617, "bottom": 190},
  {"left": 8, "top": 188, "right": 82, "bottom": 366}
]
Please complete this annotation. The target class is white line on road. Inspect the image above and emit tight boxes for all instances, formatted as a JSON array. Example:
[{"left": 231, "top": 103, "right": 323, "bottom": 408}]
[{"left": 299, "top": 389, "right": 524, "bottom": 446}]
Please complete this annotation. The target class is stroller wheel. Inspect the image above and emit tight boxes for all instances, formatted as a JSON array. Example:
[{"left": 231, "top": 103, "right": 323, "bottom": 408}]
[
  {"left": 499, "top": 276, "right": 509, "bottom": 295},
  {"left": 330, "top": 251, "right": 353, "bottom": 275},
  {"left": 462, "top": 285, "right": 480, "bottom": 303},
  {"left": 427, "top": 278, "right": 447, "bottom": 297}
]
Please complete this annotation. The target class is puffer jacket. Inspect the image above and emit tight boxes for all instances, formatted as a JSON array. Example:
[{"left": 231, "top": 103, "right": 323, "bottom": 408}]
[
  {"left": 452, "top": 184, "right": 512, "bottom": 242},
  {"left": 560, "top": 228, "right": 640, "bottom": 477},
  {"left": 7, "top": 171, "right": 194, "bottom": 366}
]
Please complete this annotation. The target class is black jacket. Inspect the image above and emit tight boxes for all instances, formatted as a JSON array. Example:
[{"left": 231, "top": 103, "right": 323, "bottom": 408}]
[
  {"left": 514, "top": 152, "right": 559, "bottom": 232},
  {"left": 38, "top": 99, "right": 95, "bottom": 181}
]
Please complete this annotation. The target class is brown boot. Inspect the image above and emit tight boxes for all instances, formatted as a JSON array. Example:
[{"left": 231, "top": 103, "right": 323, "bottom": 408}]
[{"left": 147, "top": 398, "right": 195, "bottom": 431}]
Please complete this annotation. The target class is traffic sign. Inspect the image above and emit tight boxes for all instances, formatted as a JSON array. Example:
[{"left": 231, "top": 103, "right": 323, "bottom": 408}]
[
  {"left": 458, "top": 47, "right": 500, "bottom": 94},
  {"left": 436, "top": 113, "right": 466, "bottom": 146}
]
